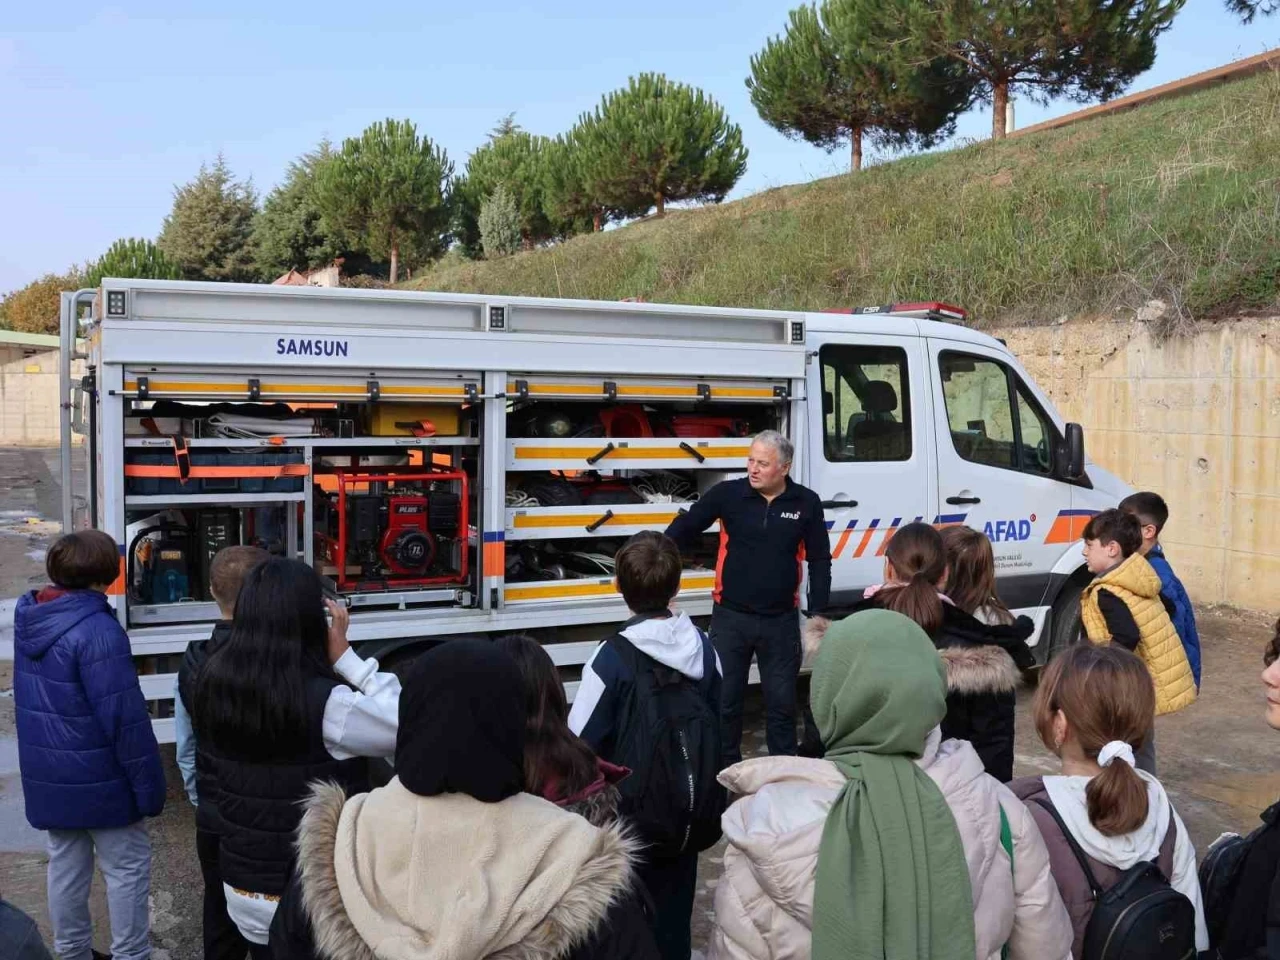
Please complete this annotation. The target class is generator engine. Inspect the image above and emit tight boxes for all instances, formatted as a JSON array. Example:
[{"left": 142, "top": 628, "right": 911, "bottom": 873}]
[{"left": 315, "top": 471, "right": 467, "bottom": 590}]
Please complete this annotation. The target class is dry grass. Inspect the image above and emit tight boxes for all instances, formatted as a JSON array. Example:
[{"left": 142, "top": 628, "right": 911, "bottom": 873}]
[{"left": 409, "top": 73, "right": 1280, "bottom": 327}]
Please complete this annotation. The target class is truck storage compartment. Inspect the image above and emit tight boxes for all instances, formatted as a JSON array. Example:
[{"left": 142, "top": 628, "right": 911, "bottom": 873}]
[{"left": 125, "top": 448, "right": 306, "bottom": 496}]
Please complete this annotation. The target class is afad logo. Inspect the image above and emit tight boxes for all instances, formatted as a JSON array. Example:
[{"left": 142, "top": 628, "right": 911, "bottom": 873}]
[
  {"left": 986, "top": 509, "right": 1099, "bottom": 543},
  {"left": 984, "top": 516, "right": 1034, "bottom": 543}
]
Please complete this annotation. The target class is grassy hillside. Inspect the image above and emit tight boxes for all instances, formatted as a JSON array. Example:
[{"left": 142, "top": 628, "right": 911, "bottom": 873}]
[{"left": 410, "top": 73, "right": 1280, "bottom": 326}]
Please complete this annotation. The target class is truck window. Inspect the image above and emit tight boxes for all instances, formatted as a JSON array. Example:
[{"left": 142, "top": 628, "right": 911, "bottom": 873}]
[
  {"left": 939, "top": 351, "right": 1053, "bottom": 476},
  {"left": 819, "top": 344, "right": 911, "bottom": 462}
]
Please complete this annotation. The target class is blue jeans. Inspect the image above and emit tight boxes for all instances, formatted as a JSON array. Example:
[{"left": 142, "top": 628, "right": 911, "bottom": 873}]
[
  {"left": 46, "top": 821, "right": 151, "bottom": 960},
  {"left": 710, "top": 605, "right": 802, "bottom": 768}
]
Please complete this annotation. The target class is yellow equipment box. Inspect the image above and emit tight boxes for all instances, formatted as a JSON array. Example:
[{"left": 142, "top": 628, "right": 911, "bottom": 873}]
[{"left": 368, "top": 403, "right": 462, "bottom": 437}]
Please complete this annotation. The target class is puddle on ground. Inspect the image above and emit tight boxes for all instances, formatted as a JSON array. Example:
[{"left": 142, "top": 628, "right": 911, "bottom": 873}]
[{"left": 1189, "top": 772, "right": 1280, "bottom": 822}]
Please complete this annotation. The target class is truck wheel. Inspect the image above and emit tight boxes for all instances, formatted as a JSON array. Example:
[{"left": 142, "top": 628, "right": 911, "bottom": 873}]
[{"left": 1043, "top": 575, "right": 1088, "bottom": 664}]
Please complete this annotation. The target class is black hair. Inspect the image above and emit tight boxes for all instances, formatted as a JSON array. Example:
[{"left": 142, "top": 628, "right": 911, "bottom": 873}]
[
  {"left": 192, "top": 556, "right": 337, "bottom": 759},
  {"left": 494, "top": 634, "right": 599, "bottom": 801},
  {"left": 1082, "top": 509, "right": 1143, "bottom": 559},
  {"left": 1119, "top": 492, "right": 1169, "bottom": 535}
]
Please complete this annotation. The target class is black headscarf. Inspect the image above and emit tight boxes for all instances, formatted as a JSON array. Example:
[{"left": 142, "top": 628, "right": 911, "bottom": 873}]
[{"left": 395, "top": 639, "right": 526, "bottom": 802}]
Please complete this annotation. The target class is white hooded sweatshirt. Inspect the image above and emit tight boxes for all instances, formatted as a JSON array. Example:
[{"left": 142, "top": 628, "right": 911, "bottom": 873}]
[
  {"left": 1043, "top": 771, "right": 1209, "bottom": 950},
  {"left": 568, "top": 611, "right": 720, "bottom": 750}
]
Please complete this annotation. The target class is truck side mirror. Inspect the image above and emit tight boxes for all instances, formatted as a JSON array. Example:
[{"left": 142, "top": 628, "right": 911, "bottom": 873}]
[{"left": 1063, "top": 422, "right": 1085, "bottom": 479}]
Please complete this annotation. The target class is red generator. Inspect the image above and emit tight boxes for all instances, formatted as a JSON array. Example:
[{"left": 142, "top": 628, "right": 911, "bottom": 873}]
[{"left": 314, "top": 469, "right": 470, "bottom": 592}]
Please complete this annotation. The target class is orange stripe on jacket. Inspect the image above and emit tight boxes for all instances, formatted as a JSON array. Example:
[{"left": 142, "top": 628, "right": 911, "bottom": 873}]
[{"left": 713, "top": 527, "right": 729, "bottom": 606}]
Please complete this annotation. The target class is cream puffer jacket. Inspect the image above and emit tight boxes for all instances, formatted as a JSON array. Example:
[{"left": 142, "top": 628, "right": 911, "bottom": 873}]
[{"left": 709, "top": 730, "right": 1073, "bottom": 960}]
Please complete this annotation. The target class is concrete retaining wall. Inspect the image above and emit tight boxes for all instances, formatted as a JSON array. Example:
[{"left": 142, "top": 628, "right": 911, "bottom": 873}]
[
  {"left": 0, "top": 344, "right": 82, "bottom": 446},
  {"left": 994, "top": 317, "right": 1280, "bottom": 609}
]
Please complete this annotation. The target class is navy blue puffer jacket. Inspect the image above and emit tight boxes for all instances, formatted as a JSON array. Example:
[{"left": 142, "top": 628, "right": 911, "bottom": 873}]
[{"left": 14, "top": 589, "right": 165, "bottom": 830}]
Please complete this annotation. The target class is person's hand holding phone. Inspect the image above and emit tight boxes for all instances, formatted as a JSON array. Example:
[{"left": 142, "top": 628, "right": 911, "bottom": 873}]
[{"left": 325, "top": 598, "right": 351, "bottom": 665}]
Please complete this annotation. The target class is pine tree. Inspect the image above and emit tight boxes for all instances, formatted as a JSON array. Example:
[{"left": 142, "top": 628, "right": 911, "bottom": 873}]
[
  {"left": 313, "top": 119, "right": 454, "bottom": 283},
  {"left": 895, "top": 0, "right": 1185, "bottom": 139},
  {"left": 584, "top": 73, "right": 748, "bottom": 217},
  {"left": 748, "top": 1, "right": 974, "bottom": 172},
  {"left": 460, "top": 126, "right": 556, "bottom": 248},
  {"left": 1226, "top": 0, "right": 1277, "bottom": 20},
  {"left": 84, "top": 239, "right": 181, "bottom": 288},
  {"left": 540, "top": 126, "right": 640, "bottom": 235},
  {"left": 253, "top": 141, "right": 349, "bottom": 278},
  {"left": 158, "top": 156, "right": 259, "bottom": 281}
]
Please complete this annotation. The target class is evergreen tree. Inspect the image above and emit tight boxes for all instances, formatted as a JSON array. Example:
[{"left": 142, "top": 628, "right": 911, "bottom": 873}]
[
  {"left": 313, "top": 119, "right": 454, "bottom": 283},
  {"left": 895, "top": 0, "right": 1184, "bottom": 138},
  {"left": 461, "top": 126, "right": 557, "bottom": 248},
  {"left": 84, "top": 239, "right": 181, "bottom": 288},
  {"left": 1226, "top": 0, "right": 1277, "bottom": 20},
  {"left": 253, "top": 141, "right": 349, "bottom": 278},
  {"left": 748, "top": 1, "right": 974, "bottom": 171},
  {"left": 540, "top": 128, "right": 632, "bottom": 235},
  {"left": 158, "top": 156, "right": 259, "bottom": 281},
  {"left": 585, "top": 73, "right": 748, "bottom": 217},
  {"left": 479, "top": 183, "right": 522, "bottom": 259}
]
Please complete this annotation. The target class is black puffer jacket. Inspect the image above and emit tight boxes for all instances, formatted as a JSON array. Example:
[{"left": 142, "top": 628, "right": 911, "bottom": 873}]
[
  {"left": 934, "top": 604, "right": 1034, "bottom": 783},
  {"left": 839, "top": 597, "right": 1033, "bottom": 782}
]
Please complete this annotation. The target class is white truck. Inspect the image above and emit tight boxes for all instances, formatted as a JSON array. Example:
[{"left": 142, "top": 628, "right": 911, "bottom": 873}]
[{"left": 55, "top": 280, "right": 1130, "bottom": 741}]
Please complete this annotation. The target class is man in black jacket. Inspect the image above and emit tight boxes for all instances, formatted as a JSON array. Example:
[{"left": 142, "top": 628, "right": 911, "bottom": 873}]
[{"left": 665, "top": 430, "right": 831, "bottom": 767}]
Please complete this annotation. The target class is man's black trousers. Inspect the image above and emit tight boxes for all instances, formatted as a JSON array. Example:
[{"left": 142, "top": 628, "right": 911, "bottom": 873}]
[{"left": 710, "top": 604, "right": 801, "bottom": 768}]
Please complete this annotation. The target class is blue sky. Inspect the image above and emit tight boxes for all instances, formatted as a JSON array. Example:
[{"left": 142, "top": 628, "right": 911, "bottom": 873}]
[{"left": 1, "top": 0, "right": 1274, "bottom": 293}]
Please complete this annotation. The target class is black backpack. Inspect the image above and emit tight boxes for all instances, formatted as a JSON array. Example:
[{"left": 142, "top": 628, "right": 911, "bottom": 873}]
[
  {"left": 605, "top": 631, "right": 725, "bottom": 859},
  {"left": 1034, "top": 798, "right": 1197, "bottom": 960},
  {"left": 1198, "top": 800, "right": 1280, "bottom": 956}
]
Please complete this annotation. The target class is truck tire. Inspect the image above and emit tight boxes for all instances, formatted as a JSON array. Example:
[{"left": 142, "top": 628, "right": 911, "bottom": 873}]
[{"left": 1043, "top": 573, "right": 1089, "bottom": 664}]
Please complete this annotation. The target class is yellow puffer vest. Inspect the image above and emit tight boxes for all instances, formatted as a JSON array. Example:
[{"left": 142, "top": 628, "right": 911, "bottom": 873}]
[{"left": 1081, "top": 553, "right": 1197, "bottom": 716}]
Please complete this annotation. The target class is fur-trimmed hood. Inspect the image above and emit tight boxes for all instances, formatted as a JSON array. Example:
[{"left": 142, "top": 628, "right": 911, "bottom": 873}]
[
  {"left": 939, "top": 645, "right": 1021, "bottom": 695},
  {"left": 294, "top": 778, "right": 643, "bottom": 960},
  {"left": 804, "top": 602, "right": 1033, "bottom": 690}
]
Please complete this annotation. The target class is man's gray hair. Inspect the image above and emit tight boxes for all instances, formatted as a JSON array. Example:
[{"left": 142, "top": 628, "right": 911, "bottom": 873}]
[{"left": 752, "top": 429, "right": 794, "bottom": 466}]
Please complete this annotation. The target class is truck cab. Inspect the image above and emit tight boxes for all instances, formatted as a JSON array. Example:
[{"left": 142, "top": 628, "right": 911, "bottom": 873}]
[{"left": 803, "top": 302, "right": 1131, "bottom": 653}]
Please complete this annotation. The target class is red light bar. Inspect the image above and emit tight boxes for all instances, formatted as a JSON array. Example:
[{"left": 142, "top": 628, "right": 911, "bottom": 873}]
[{"left": 822, "top": 301, "right": 969, "bottom": 321}]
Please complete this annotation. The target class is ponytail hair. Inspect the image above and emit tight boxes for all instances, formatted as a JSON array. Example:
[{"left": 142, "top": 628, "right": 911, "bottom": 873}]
[
  {"left": 1034, "top": 644, "right": 1155, "bottom": 835},
  {"left": 879, "top": 522, "right": 947, "bottom": 636}
]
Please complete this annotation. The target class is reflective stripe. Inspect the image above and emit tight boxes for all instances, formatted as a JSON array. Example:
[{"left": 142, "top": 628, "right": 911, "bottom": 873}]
[
  {"left": 512, "top": 445, "right": 751, "bottom": 461},
  {"left": 123, "top": 380, "right": 469, "bottom": 399},
  {"left": 124, "top": 464, "right": 310, "bottom": 479}
]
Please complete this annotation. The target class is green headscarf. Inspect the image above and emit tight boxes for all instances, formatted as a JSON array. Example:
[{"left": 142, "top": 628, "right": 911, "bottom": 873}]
[{"left": 810, "top": 609, "right": 976, "bottom": 960}]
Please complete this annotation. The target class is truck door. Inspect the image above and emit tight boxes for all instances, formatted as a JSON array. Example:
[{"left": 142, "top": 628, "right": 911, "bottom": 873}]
[
  {"left": 806, "top": 334, "right": 934, "bottom": 610},
  {"left": 926, "top": 338, "right": 1073, "bottom": 610}
]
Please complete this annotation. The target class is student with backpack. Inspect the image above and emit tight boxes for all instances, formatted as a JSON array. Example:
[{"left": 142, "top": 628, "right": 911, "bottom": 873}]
[
  {"left": 1198, "top": 618, "right": 1280, "bottom": 959},
  {"left": 14, "top": 531, "right": 166, "bottom": 960},
  {"left": 1010, "top": 643, "right": 1206, "bottom": 959},
  {"left": 496, "top": 633, "right": 629, "bottom": 828},
  {"left": 711, "top": 609, "right": 1072, "bottom": 960},
  {"left": 568, "top": 531, "right": 724, "bottom": 960}
]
